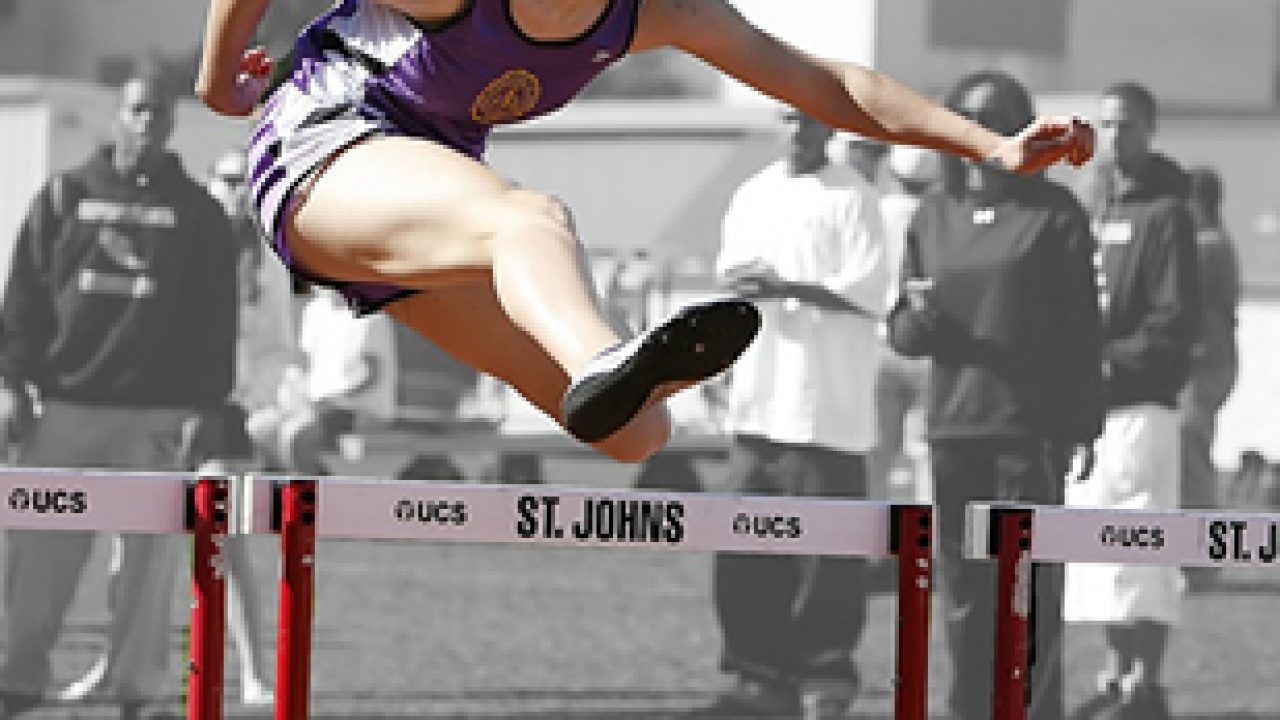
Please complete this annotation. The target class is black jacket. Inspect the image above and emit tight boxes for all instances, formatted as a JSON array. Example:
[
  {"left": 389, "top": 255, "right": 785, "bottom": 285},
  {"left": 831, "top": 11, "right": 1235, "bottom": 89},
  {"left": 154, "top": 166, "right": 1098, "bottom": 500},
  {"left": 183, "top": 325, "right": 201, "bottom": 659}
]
[
  {"left": 1088, "top": 154, "right": 1198, "bottom": 409},
  {"left": 887, "top": 175, "right": 1105, "bottom": 445},
  {"left": 0, "top": 146, "right": 239, "bottom": 408}
]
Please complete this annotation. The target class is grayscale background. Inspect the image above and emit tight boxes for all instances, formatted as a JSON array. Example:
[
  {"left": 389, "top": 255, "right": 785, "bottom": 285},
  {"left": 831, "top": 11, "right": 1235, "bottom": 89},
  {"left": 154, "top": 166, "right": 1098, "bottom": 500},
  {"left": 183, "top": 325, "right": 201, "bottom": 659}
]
[{"left": 0, "top": 1, "right": 1276, "bottom": 718}]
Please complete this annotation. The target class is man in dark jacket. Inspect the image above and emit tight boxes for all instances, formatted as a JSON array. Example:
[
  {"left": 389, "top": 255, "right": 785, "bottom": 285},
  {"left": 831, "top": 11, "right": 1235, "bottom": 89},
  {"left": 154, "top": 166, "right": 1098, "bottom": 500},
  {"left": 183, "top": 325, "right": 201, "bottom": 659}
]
[
  {"left": 1063, "top": 81, "right": 1198, "bottom": 720},
  {"left": 887, "top": 71, "right": 1105, "bottom": 720},
  {"left": 0, "top": 74, "right": 239, "bottom": 719}
]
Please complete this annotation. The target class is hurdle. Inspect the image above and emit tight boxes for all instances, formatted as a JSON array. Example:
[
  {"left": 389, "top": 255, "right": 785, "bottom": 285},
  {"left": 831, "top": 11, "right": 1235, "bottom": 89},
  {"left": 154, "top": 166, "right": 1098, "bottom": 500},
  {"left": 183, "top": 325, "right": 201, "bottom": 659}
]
[
  {"left": 258, "top": 476, "right": 934, "bottom": 720},
  {"left": 0, "top": 467, "right": 230, "bottom": 720},
  {"left": 966, "top": 502, "right": 1280, "bottom": 720}
]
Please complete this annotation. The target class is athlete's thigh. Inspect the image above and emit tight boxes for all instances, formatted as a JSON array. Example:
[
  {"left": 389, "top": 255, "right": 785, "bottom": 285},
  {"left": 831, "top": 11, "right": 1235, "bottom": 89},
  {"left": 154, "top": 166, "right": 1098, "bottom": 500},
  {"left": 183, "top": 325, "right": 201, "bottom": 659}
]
[
  {"left": 286, "top": 136, "right": 516, "bottom": 284},
  {"left": 386, "top": 281, "right": 570, "bottom": 424}
]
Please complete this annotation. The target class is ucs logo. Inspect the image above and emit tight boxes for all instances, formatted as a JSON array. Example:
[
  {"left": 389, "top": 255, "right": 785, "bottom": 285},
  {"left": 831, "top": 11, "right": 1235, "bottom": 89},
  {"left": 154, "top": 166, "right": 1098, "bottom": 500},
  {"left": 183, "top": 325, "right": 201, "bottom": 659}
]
[
  {"left": 733, "top": 512, "right": 803, "bottom": 540},
  {"left": 393, "top": 499, "right": 468, "bottom": 526},
  {"left": 1098, "top": 524, "right": 1165, "bottom": 549},
  {"left": 8, "top": 487, "right": 89, "bottom": 515}
]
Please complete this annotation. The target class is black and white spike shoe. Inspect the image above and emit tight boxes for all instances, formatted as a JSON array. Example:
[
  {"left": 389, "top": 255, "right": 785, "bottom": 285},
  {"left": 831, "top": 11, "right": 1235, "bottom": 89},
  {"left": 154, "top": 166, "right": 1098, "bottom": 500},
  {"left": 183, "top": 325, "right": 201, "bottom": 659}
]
[{"left": 562, "top": 297, "right": 761, "bottom": 443}]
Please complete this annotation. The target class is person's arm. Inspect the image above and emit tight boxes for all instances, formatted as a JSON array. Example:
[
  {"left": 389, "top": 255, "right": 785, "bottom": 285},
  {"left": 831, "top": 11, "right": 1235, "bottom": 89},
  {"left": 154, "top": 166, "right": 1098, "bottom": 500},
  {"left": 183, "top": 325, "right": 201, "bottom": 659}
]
[
  {"left": 0, "top": 180, "right": 61, "bottom": 443},
  {"left": 740, "top": 192, "right": 887, "bottom": 318},
  {"left": 0, "top": 180, "right": 60, "bottom": 388},
  {"left": 1050, "top": 203, "right": 1105, "bottom": 446},
  {"left": 635, "top": 0, "right": 1092, "bottom": 174},
  {"left": 190, "top": 195, "right": 243, "bottom": 407},
  {"left": 885, "top": 221, "right": 940, "bottom": 357},
  {"left": 196, "top": 0, "right": 275, "bottom": 116}
]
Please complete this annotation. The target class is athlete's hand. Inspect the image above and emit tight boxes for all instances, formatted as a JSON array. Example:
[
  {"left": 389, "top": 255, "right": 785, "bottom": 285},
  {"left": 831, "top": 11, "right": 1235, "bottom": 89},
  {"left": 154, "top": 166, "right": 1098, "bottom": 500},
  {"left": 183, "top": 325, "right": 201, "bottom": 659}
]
[
  {"left": 199, "top": 46, "right": 274, "bottom": 117},
  {"left": 989, "top": 115, "right": 1095, "bottom": 175}
]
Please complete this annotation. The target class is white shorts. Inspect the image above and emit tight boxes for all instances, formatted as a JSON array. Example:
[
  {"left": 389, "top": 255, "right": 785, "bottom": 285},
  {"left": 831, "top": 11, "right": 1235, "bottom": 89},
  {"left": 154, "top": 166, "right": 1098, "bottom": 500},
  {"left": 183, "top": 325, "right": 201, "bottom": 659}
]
[{"left": 1064, "top": 403, "right": 1185, "bottom": 624}]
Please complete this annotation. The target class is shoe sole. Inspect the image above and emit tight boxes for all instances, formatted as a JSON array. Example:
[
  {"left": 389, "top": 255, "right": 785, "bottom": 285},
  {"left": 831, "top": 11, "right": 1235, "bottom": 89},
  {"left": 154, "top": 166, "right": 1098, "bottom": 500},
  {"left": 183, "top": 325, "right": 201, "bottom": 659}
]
[{"left": 563, "top": 298, "right": 761, "bottom": 443}]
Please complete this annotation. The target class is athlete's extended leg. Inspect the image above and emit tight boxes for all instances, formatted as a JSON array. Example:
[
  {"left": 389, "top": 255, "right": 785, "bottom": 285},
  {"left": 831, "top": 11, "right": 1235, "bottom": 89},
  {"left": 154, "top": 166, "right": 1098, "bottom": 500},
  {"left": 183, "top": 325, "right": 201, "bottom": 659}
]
[
  {"left": 385, "top": 283, "right": 668, "bottom": 463},
  {"left": 286, "top": 136, "right": 756, "bottom": 451}
]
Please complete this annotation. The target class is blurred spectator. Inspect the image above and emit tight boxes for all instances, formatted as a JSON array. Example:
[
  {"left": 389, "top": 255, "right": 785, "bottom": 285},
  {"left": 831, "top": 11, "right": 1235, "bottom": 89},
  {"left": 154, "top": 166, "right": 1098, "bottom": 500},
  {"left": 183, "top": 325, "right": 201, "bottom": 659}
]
[
  {"left": 612, "top": 248, "right": 660, "bottom": 332},
  {"left": 0, "top": 74, "right": 239, "bottom": 719},
  {"left": 887, "top": 71, "right": 1105, "bottom": 720},
  {"left": 203, "top": 147, "right": 282, "bottom": 706},
  {"left": 249, "top": 285, "right": 398, "bottom": 475},
  {"left": 702, "top": 110, "right": 888, "bottom": 718},
  {"left": 868, "top": 145, "right": 940, "bottom": 503},
  {"left": 1179, "top": 166, "right": 1240, "bottom": 513},
  {"left": 208, "top": 148, "right": 299, "bottom": 428},
  {"left": 1064, "top": 81, "right": 1199, "bottom": 720}
]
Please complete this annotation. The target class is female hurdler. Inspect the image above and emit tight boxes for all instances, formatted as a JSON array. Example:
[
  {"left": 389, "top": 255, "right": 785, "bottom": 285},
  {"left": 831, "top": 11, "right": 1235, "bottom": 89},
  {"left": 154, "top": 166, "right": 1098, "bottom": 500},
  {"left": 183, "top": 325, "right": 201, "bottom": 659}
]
[{"left": 197, "top": 0, "right": 1093, "bottom": 462}]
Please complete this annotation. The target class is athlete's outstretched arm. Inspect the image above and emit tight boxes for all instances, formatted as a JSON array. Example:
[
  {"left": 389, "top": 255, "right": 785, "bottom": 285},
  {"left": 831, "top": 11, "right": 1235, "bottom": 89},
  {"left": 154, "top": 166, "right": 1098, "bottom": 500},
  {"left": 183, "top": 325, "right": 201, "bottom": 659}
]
[
  {"left": 196, "top": 0, "right": 275, "bottom": 117},
  {"left": 634, "top": 0, "right": 1092, "bottom": 174}
]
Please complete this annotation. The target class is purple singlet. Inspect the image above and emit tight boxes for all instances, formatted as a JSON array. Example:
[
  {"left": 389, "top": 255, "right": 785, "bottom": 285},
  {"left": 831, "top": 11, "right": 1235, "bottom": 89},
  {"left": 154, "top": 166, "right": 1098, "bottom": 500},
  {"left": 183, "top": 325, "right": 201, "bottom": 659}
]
[{"left": 248, "top": 0, "right": 639, "bottom": 313}]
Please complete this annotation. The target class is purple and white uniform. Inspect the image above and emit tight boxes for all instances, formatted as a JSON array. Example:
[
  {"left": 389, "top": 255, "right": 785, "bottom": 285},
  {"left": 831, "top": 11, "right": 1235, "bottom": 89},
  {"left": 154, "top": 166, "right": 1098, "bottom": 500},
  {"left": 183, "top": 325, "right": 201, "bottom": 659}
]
[{"left": 248, "top": 0, "right": 639, "bottom": 313}]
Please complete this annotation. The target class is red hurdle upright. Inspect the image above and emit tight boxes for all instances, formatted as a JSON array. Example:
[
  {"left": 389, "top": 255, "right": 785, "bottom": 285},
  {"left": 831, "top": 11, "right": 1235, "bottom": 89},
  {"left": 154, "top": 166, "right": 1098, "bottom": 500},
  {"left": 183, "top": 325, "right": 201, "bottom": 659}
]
[
  {"left": 892, "top": 503, "right": 933, "bottom": 720},
  {"left": 275, "top": 479, "right": 318, "bottom": 720},
  {"left": 187, "top": 475, "right": 230, "bottom": 720},
  {"left": 989, "top": 507, "right": 1035, "bottom": 720}
]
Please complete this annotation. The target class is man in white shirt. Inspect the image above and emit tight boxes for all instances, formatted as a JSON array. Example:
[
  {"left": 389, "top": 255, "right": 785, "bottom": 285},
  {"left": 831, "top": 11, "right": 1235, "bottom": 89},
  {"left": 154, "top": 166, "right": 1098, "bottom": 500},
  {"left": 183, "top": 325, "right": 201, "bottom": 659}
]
[{"left": 700, "top": 111, "right": 888, "bottom": 719}]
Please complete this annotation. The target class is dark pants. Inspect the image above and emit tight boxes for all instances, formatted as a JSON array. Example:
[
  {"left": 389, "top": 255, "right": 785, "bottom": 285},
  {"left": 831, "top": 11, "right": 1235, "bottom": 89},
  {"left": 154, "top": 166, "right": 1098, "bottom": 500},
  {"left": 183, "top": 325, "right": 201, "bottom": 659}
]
[
  {"left": 712, "top": 435, "right": 869, "bottom": 685},
  {"left": 931, "top": 438, "right": 1065, "bottom": 720}
]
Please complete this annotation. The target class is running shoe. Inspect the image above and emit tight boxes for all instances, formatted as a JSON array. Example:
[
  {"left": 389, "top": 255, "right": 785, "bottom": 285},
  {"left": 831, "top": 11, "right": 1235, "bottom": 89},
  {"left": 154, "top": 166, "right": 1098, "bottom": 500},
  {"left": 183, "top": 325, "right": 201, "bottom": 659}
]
[{"left": 562, "top": 297, "right": 760, "bottom": 443}]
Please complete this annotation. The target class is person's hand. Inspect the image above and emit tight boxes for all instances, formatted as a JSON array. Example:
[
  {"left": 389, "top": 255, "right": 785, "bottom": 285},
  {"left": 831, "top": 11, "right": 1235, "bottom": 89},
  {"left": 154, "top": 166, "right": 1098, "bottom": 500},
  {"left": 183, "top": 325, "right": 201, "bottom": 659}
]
[
  {"left": 989, "top": 115, "right": 1095, "bottom": 175},
  {"left": 200, "top": 47, "right": 274, "bottom": 117},
  {"left": 0, "top": 383, "right": 34, "bottom": 449},
  {"left": 724, "top": 266, "right": 786, "bottom": 299},
  {"left": 1065, "top": 443, "right": 1096, "bottom": 485},
  {"left": 901, "top": 277, "right": 936, "bottom": 312}
]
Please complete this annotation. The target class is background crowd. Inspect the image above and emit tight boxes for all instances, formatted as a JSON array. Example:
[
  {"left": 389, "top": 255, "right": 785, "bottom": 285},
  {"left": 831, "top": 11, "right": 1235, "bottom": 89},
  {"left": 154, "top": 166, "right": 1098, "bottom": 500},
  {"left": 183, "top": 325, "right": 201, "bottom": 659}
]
[{"left": 0, "top": 21, "right": 1259, "bottom": 720}]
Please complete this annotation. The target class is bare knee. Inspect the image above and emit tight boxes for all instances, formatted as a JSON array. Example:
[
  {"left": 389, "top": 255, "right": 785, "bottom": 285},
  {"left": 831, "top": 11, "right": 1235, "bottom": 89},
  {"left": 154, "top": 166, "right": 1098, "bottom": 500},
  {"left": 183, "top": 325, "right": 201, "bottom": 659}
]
[{"left": 492, "top": 189, "right": 580, "bottom": 251}]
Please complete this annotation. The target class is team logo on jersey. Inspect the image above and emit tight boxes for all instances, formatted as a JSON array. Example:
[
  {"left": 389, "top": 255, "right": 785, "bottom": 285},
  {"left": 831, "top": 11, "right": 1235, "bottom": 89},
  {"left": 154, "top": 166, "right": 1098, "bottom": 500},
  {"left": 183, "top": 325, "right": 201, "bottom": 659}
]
[{"left": 471, "top": 69, "right": 542, "bottom": 125}]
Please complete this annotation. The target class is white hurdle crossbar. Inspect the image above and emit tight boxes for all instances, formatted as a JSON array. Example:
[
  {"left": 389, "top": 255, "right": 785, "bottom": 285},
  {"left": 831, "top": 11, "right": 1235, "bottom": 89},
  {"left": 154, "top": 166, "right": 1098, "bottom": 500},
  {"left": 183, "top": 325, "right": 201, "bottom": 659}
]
[
  {"left": 0, "top": 467, "right": 230, "bottom": 720},
  {"left": 260, "top": 476, "right": 934, "bottom": 720},
  {"left": 965, "top": 502, "right": 1280, "bottom": 720}
]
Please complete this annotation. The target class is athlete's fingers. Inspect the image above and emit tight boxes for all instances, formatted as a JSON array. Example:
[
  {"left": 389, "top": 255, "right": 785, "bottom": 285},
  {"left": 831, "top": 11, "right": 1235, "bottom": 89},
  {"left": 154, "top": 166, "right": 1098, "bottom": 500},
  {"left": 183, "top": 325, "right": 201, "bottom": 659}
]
[{"left": 240, "top": 46, "right": 274, "bottom": 78}]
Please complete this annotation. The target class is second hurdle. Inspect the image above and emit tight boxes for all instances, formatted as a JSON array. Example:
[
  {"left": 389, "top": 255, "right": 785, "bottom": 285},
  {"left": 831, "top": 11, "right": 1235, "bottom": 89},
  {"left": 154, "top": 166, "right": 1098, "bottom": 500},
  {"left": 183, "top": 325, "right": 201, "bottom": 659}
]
[
  {"left": 255, "top": 476, "right": 935, "bottom": 720},
  {"left": 967, "top": 502, "right": 1280, "bottom": 720}
]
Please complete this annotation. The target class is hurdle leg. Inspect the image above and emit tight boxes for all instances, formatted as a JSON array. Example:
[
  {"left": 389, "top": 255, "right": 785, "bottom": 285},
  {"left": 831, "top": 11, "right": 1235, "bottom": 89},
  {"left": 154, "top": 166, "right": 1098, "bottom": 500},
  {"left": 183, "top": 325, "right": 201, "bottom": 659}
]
[
  {"left": 991, "top": 508, "right": 1034, "bottom": 720},
  {"left": 188, "top": 476, "right": 230, "bottom": 720},
  {"left": 892, "top": 504, "right": 933, "bottom": 720},
  {"left": 276, "top": 480, "right": 318, "bottom": 720}
]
